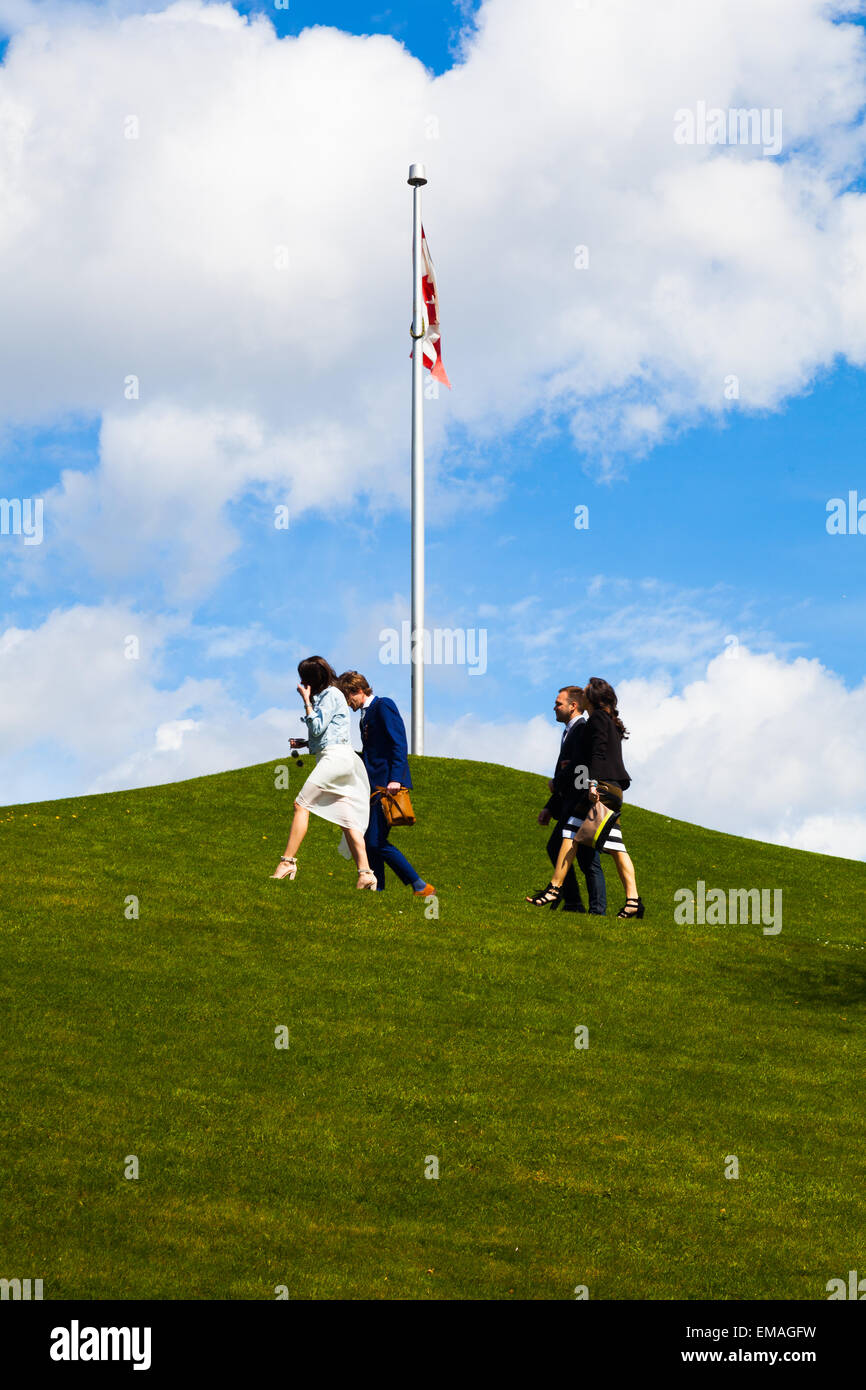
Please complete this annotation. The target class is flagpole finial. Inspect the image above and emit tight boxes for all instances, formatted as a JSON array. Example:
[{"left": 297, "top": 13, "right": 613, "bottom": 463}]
[{"left": 408, "top": 163, "right": 427, "bottom": 186}]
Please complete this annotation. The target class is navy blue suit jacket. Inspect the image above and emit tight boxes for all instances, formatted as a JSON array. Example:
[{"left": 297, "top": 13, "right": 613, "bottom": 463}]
[{"left": 360, "top": 695, "right": 413, "bottom": 789}]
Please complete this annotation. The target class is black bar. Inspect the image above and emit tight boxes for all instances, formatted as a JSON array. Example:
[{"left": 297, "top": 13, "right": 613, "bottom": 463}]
[{"left": 3, "top": 1298, "right": 860, "bottom": 1377}]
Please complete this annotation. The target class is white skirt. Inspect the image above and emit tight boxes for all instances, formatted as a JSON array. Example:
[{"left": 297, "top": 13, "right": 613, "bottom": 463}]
[{"left": 295, "top": 744, "right": 370, "bottom": 833}]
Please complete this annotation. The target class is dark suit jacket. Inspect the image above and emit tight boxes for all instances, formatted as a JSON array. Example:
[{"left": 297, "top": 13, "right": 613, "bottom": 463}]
[
  {"left": 360, "top": 695, "right": 413, "bottom": 790},
  {"left": 545, "top": 717, "right": 590, "bottom": 821}
]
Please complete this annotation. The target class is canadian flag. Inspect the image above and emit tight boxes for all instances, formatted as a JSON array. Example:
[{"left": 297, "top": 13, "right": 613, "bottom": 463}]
[{"left": 416, "top": 225, "right": 451, "bottom": 389}]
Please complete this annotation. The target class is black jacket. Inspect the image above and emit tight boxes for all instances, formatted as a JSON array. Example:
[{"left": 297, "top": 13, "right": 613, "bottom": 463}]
[
  {"left": 545, "top": 718, "right": 591, "bottom": 821},
  {"left": 583, "top": 709, "right": 631, "bottom": 790},
  {"left": 557, "top": 710, "right": 632, "bottom": 824}
]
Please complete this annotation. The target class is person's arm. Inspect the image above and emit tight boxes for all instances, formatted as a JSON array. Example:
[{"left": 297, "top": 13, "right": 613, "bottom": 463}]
[
  {"left": 540, "top": 769, "right": 558, "bottom": 821},
  {"left": 585, "top": 710, "right": 609, "bottom": 780},
  {"left": 543, "top": 776, "right": 562, "bottom": 820},
  {"left": 381, "top": 699, "right": 409, "bottom": 788},
  {"left": 542, "top": 727, "right": 572, "bottom": 821},
  {"left": 301, "top": 686, "right": 336, "bottom": 738}
]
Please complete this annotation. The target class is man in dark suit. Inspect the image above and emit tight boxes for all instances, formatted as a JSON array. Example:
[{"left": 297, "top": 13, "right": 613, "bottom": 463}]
[
  {"left": 537, "top": 686, "right": 606, "bottom": 914},
  {"left": 338, "top": 671, "right": 435, "bottom": 897}
]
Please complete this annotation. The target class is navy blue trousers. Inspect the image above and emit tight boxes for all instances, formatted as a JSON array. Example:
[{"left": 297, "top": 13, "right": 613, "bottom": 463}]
[{"left": 365, "top": 801, "right": 421, "bottom": 891}]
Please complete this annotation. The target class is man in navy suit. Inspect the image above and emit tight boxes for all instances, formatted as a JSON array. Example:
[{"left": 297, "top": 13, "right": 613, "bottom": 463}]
[{"left": 338, "top": 671, "right": 435, "bottom": 897}]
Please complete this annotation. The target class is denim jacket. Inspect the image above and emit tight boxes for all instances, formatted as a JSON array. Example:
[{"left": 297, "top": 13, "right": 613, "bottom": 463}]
[{"left": 301, "top": 685, "right": 351, "bottom": 756}]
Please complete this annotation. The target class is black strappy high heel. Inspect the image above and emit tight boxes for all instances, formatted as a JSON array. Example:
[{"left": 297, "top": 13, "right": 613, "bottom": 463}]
[
  {"left": 526, "top": 882, "right": 563, "bottom": 907},
  {"left": 617, "top": 897, "right": 645, "bottom": 919}
]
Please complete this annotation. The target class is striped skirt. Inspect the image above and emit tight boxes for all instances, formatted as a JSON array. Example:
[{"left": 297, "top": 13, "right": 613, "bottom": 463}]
[{"left": 561, "top": 781, "right": 627, "bottom": 854}]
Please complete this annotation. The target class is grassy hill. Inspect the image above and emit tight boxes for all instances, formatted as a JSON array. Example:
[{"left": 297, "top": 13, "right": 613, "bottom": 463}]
[{"left": 1, "top": 755, "right": 864, "bottom": 1300}]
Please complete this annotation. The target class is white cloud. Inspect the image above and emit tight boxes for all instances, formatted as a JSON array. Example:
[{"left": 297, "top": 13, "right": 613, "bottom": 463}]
[
  {"left": 618, "top": 647, "right": 866, "bottom": 858},
  {"left": 430, "top": 646, "right": 866, "bottom": 861},
  {"left": 0, "top": 0, "right": 166, "bottom": 30},
  {"left": 153, "top": 716, "right": 198, "bottom": 751},
  {"left": 0, "top": 602, "right": 296, "bottom": 801},
  {"left": 43, "top": 402, "right": 370, "bottom": 598},
  {"left": 0, "top": 0, "right": 863, "bottom": 588},
  {"left": 428, "top": 710, "right": 561, "bottom": 773}
]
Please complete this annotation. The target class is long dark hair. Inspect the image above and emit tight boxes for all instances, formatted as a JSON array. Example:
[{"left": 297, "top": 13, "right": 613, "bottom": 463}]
[
  {"left": 584, "top": 676, "right": 629, "bottom": 739},
  {"left": 297, "top": 655, "right": 337, "bottom": 697}
]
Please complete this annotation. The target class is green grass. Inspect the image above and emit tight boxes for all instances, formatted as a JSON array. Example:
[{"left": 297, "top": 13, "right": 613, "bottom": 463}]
[{"left": 1, "top": 755, "right": 864, "bottom": 1300}]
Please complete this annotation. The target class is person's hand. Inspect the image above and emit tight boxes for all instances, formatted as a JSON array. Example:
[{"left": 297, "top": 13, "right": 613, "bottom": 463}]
[
  {"left": 588, "top": 782, "right": 599, "bottom": 804},
  {"left": 386, "top": 781, "right": 401, "bottom": 793},
  {"left": 547, "top": 778, "right": 555, "bottom": 792},
  {"left": 297, "top": 682, "right": 312, "bottom": 707},
  {"left": 538, "top": 808, "right": 551, "bottom": 826}
]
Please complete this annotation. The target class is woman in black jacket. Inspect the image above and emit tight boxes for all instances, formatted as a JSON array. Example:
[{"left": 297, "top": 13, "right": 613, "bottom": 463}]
[{"left": 527, "top": 677, "right": 644, "bottom": 919}]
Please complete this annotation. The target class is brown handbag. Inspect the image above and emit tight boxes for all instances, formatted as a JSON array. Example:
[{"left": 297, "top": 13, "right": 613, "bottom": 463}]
[
  {"left": 573, "top": 782, "right": 622, "bottom": 851},
  {"left": 373, "top": 786, "right": 416, "bottom": 827}
]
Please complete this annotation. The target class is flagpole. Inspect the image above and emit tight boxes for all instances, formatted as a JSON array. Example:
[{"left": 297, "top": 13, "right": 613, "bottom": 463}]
[{"left": 408, "top": 162, "right": 426, "bottom": 756}]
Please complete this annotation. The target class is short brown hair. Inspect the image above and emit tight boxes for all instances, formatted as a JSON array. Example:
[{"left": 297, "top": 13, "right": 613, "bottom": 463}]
[
  {"left": 560, "top": 685, "right": 584, "bottom": 705},
  {"left": 337, "top": 670, "right": 372, "bottom": 697}
]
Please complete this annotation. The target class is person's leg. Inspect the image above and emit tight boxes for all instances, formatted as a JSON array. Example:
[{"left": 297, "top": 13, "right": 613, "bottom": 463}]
[
  {"left": 343, "top": 826, "right": 372, "bottom": 876},
  {"left": 378, "top": 817, "right": 429, "bottom": 890},
  {"left": 577, "top": 844, "right": 606, "bottom": 914},
  {"left": 551, "top": 835, "right": 577, "bottom": 886},
  {"left": 272, "top": 801, "right": 309, "bottom": 877},
  {"left": 364, "top": 804, "right": 387, "bottom": 891},
  {"left": 284, "top": 802, "right": 309, "bottom": 857},
  {"left": 380, "top": 838, "right": 425, "bottom": 887},
  {"left": 548, "top": 822, "right": 584, "bottom": 908},
  {"left": 612, "top": 850, "right": 637, "bottom": 900}
]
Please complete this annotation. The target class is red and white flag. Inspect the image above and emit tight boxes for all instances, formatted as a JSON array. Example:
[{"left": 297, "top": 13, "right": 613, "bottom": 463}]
[{"left": 417, "top": 225, "right": 451, "bottom": 389}]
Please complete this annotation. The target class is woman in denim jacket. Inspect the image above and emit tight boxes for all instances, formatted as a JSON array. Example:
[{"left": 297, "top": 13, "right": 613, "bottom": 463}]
[{"left": 271, "top": 656, "right": 375, "bottom": 888}]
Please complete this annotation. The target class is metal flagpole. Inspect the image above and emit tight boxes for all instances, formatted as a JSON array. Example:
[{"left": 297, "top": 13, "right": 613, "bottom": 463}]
[{"left": 408, "top": 162, "right": 427, "bottom": 756}]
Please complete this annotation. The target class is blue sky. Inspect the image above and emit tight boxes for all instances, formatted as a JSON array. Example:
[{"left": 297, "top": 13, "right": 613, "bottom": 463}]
[
  {"left": 230, "top": 0, "right": 476, "bottom": 75},
  {"left": 0, "top": 0, "right": 477, "bottom": 69},
  {"left": 1, "top": 0, "right": 865, "bottom": 855}
]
